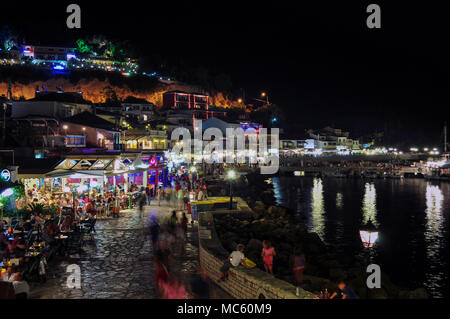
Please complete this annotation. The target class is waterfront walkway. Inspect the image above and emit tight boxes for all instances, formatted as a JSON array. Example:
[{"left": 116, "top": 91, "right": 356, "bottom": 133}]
[{"left": 29, "top": 201, "right": 230, "bottom": 299}]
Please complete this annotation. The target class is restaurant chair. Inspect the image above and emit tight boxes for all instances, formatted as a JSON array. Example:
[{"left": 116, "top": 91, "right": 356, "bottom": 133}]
[
  {"left": 67, "top": 232, "right": 83, "bottom": 254},
  {"left": 81, "top": 219, "right": 96, "bottom": 243}
]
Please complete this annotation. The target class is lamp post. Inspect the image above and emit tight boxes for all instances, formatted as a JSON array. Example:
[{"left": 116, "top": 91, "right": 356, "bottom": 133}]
[
  {"left": 359, "top": 224, "right": 379, "bottom": 248},
  {"left": 226, "top": 170, "right": 236, "bottom": 210},
  {"left": 359, "top": 220, "right": 379, "bottom": 298},
  {"left": 261, "top": 92, "right": 269, "bottom": 105}
]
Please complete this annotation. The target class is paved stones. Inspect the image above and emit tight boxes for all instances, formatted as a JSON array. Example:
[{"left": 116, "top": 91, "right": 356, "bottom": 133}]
[{"left": 29, "top": 202, "right": 231, "bottom": 299}]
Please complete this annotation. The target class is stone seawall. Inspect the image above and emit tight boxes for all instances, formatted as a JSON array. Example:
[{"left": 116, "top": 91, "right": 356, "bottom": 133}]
[{"left": 198, "top": 201, "right": 316, "bottom": 299}]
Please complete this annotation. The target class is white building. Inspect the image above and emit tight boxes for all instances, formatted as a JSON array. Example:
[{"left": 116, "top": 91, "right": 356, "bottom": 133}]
[{"left": 306, "top": 126, "right": 361, "bottom": 153}]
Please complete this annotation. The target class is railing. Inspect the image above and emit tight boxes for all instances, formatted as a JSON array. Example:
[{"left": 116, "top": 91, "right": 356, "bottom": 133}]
[{"left": 65, "top": 135, "right": 86, "bottom": 148}]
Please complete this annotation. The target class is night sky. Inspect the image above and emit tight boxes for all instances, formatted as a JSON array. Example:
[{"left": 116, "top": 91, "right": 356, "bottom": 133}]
[{"left": 2, "top": 1, "right": 450, "bottom": 147}]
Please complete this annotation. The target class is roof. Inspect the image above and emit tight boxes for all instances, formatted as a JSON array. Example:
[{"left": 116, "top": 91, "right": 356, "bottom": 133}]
[
  {"left": 63, "top": 111, "right": 119, "bottom": 131},
  {"left": 95, "top": 109, "right": 123, "bottom": 117},
  {"left": 163, "top": 90, "right": 208, "bottom": 96},
  {"left": 29, "top": 92, "right": 91, "bottom": 104},
  {"left": 16, "top": 157, "right": 62, "bottom": 177},
  {"left": 122, "top": 96, "right": 152, "bottom": 104},
  {"left": 163, "top": 90, "right": 189, "bottom": 95}
]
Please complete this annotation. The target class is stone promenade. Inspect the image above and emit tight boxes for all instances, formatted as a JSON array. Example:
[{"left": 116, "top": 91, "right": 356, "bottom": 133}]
[{"left": 29, "top": 201, "right": 230, "bottom": 299}]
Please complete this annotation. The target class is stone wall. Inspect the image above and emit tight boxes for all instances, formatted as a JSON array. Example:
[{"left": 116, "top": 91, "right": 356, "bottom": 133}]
[{"left": 198, "top": 199, "right": 316, "bottom": 299}]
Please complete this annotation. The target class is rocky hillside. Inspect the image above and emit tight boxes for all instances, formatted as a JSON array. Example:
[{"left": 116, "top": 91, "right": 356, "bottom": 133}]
[{"left": 0, "top": 66, "right": 240, "bottom": 108}]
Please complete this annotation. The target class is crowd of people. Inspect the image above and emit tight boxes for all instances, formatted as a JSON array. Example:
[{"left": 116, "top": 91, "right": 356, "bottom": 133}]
[{"left": 1, "top": 204, "right": 97, "bottom": 299}]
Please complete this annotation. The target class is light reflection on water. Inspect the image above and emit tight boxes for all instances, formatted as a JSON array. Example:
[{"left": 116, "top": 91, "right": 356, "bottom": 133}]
[
  {"left": 310, "top": 178, "right": 325, "bottom": 238},
  {"left": 424, "top": 183, "right": 445, "bottom": 297},
  {"left": 336, "top": 192, "right": 344, "bottom": 209},
  {"left": 271, "top": 177, "right": 449, "bottom": 298},
  {"left": 362, "top": 183, "right": 378, "bottom": 227}
]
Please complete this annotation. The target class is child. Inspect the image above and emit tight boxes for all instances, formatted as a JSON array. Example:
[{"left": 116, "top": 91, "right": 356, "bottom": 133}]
[
  {"left": 218, "top": 244, "right": 249, "bottom": 282},
  {"left": 261, "top": 240, "right": 276, "bottom": 275}
]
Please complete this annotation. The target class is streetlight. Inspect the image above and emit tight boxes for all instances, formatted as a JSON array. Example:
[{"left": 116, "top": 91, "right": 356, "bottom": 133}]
[
  {"left": 359, "top": 225, "right": 379, "bottom": 248},
  {"left": 261, "top": 92, "right": 269, "bottom": 104},
  {"left": 226, "top": 170, "right": 237, "bottom": 210},
  {"left": 237, "top": 98, "right": 243, "bottom": 104},
  {"left": 359, "top": 220, "right": 378, "bottom": 298}
]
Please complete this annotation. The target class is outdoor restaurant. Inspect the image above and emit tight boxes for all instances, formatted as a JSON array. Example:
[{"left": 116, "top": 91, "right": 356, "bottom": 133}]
[
  {"left": 16, "top": 152, "right": 170, "bottom": 212},
  {"left": 1, "top": 151, "right": 173, "bottom": 298}
]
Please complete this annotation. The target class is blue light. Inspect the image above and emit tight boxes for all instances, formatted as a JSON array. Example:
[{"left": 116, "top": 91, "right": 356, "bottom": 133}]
[
  {"left": 272, "top": 117, "right": 277, "bottom": 123},
  {"left": 53, "top": 65, "right": 65, "bottom": 70},
  {"left": 0, "top": 188, "right": 13, "bottom": 197}
]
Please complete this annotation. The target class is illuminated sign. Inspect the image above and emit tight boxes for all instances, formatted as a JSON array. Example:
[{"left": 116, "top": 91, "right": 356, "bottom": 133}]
[
  {"left": 0, "top": 169, "right": 11, "bottom": 182},
  {"left": 22, "top": 45, "right": 35, "bottom": 57},
  {"left": 149, "top": 157, "right": 158, "bottom": 167}
]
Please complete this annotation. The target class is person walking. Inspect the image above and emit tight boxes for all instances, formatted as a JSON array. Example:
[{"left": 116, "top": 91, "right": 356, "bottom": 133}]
[
  {"left": 145, "top": 186, "right": 151, "bottom": 205},
  {"left": 138, "top": 192, "right": 145, "bottom": 218},
  {"left": 149, "top": 215, "right": 161, "bottom": 250},
  {"left": 290, "top": 246, "right": 306, "bottom": 295},
  {"left": 168, "top": 210, "right": 178, "bottom": 235},
  {"left": 157, "top": 187, "right": 163, "bottom": 206},
  {"left": 165, "top": 186, "right": 172, "bottom": 206},
  {"left": 180, "top": 212, "right": 188, "bottom": 236},
  {"left": 177, "top": 187, "right": 184, "bottom": 211}
]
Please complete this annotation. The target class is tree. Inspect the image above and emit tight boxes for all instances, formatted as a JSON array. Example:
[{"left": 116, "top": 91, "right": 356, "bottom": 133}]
[
  {"left": 101, "top": 86, "right": 119, "bottom": 104},
  {"left": 0, "top": 26, "right": 19, "bottom": 52}
]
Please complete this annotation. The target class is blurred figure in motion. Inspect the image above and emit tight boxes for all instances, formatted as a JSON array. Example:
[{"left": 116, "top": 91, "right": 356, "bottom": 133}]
[
  {"left": 188, "top": 265, "right": 216, "bottom": 299},
  {"left": 155, "top": 238, "right": 172, "bottom": 273},
  {"left": 176, "top": 212, "right": 188, "bottom": 254},
  {"left": 157, "top": 187, "right": 163, "bottom": 206},
  {"left": 168, "top": 210, "right": 178, "bottom": 235},
  {"left": 161, "top": 276, "right": 188, "bottom": 299},
  {"left": 138, "top": 192, "right": 146, "bottom": 218},
  {"left": 154, "top": 238, "right": 172, "bottom": 296},
  {"left": 149, "top": 213, "right": 161, "bottom": 250}
]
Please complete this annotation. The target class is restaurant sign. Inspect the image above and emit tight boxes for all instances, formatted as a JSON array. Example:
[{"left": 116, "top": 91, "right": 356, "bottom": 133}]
[{"left": 0, "top": 169, "right": 11, "bottom": 182}]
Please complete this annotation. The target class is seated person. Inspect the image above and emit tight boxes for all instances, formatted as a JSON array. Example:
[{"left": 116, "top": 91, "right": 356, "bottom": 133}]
[
  {"left": 12, "top": 272, "right": 30, "bottom": 299},
  {"left": 1, "top": 265, "right": 16, "bottom": 282},
  {"left": 60, "top": 215, "right": 73, "bottom": 231},
  {"left": 4, "top": 237, "right": 28, "bottom": 262},
  {"left": 43, "top": 220, "right": 58, "bottom": 237},
  {"left": 218, "top": 244, "right": 250, "bottom": 282},
  {"left": 330, "top": 280, "right": 359, "bottom": 299},
  {"left": 76, "top": 209, "right": 87, "bottom": 220},
  {"left": 0, "top": 266, "right": 30, "bottom": 299},
  {"left": 22, "top": 220, "right": 33, "bottom": 232},
  {"left": 0, "top": 230, "right": 8, "bottom": 259},
  {"left": 31, "top": 213, "right": 44, "bottom": 226}
]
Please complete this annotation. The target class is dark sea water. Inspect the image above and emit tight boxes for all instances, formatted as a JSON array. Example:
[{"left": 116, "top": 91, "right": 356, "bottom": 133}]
[{"left": 270, "top": 177, "right": 450, "bottom": 298}]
